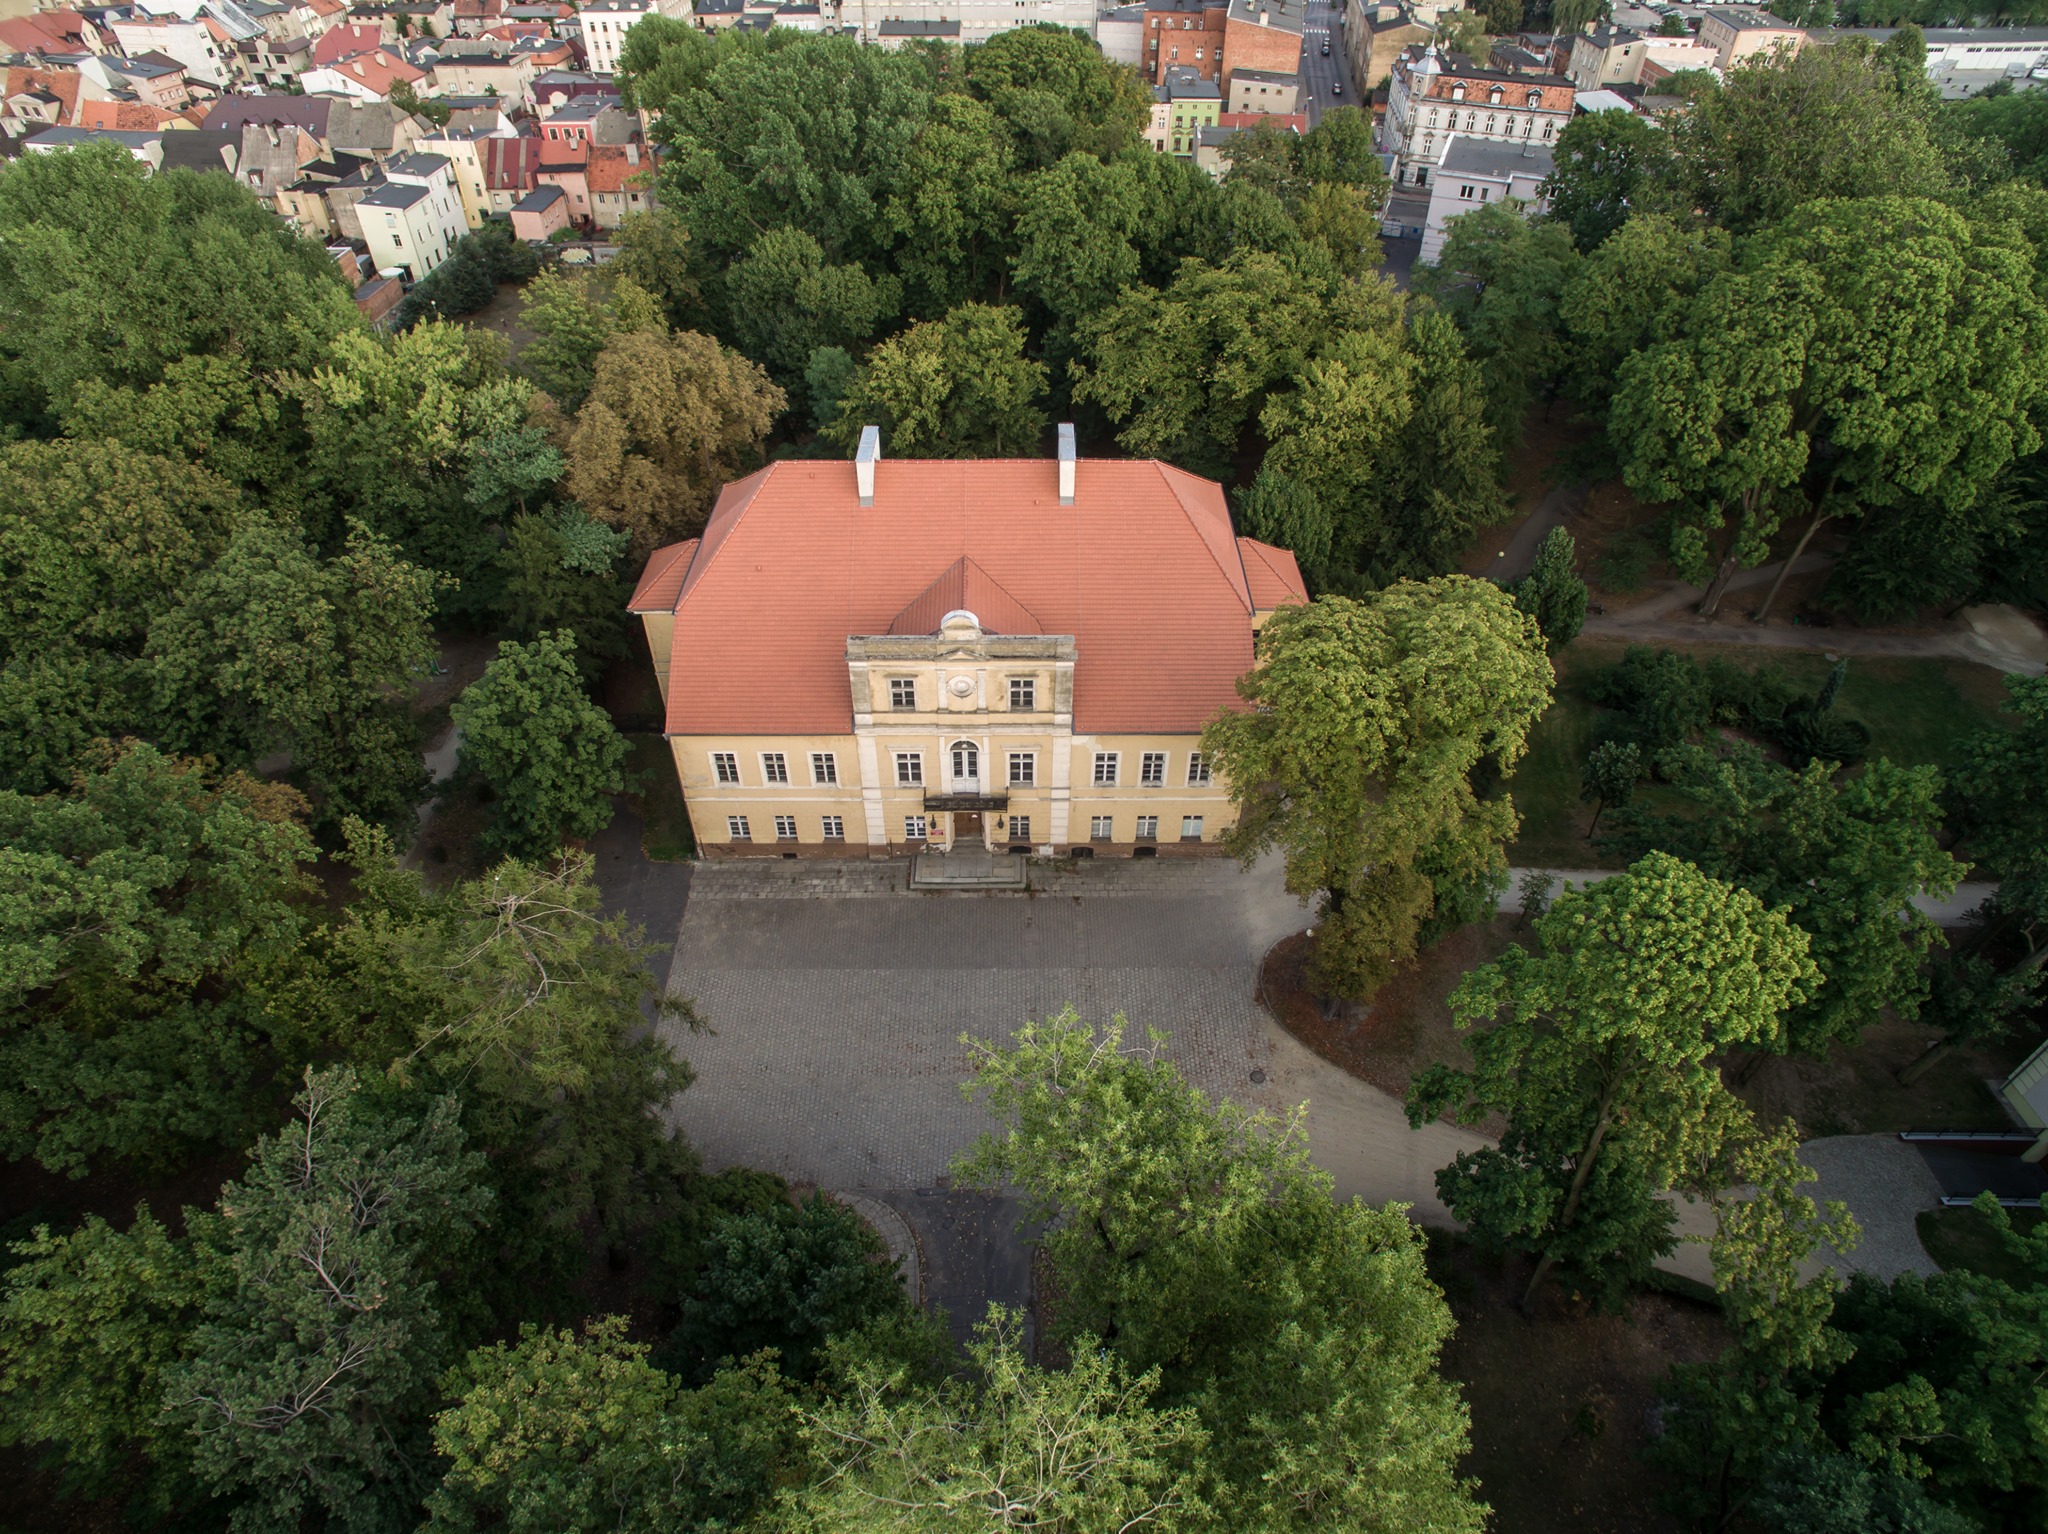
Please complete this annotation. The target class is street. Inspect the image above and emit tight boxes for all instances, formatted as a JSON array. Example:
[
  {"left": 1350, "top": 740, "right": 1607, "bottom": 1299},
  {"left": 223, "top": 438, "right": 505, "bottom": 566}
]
[{"left": 1296, "top": 0, "right": 1360, "bottom": 126}]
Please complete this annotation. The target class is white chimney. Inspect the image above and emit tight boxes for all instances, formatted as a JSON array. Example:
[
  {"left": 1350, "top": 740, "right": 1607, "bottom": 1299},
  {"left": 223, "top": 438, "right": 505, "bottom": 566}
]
[
  {"left": 1259, "top": 7, "right": 1269, "bottom": 22},
  {"left": 855, "top": 424, "right": 879, "bottom": 506},
  {"left": 1057, "top": 422, "right": 1076, "bottom": 505}
]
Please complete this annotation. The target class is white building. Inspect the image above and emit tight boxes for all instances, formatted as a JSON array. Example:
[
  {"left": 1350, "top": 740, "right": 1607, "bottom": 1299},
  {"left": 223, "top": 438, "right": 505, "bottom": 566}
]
[
  {"left": 581, "top": 0, "right": 690, "bottom": 76},
  {"left": 358, "top": 151, "right": 466, "bottom": 280},
  {"left": 1419, "top": 134, "right": 1552, "bottom": 263},
  {"left": 109, "top": 2, "right": 262, "bottom": 88},
  {"left": 1096, "top": 4, "right": 1145, "bottom": 65},
  {"left": 1381, "top": 46, "right": 1574, "bottom": 189},
  {"left": 850, "top": 0, "right": 1097, "bottom": 45}
]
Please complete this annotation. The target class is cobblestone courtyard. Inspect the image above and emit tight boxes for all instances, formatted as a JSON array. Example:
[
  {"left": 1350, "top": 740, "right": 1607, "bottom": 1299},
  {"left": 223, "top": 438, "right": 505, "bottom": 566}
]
[{"left": 656, "top": 857, "right": 1486, "bottom": 1217}]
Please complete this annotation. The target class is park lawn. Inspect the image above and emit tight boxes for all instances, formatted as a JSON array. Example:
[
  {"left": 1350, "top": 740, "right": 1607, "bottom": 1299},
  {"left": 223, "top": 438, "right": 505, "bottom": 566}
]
[
  {"left": 1507, "top": 639, "right": 2015, "bottom": 869},
  {"left": 1917, "top": 1202, "right": 2046, "bottom": 1288},
  {"left": 625, "top": 732, "right": 695, "bottom": 861}
]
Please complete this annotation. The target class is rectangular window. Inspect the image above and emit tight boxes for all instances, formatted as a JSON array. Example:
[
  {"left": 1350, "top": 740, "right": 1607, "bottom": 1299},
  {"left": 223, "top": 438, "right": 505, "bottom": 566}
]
[
  {"left": 1009, "top": 677, "right": 1035, "bottom": 710},
  {"left": 774, "top": 815, "right": 798, "bottom": 840},
  {"left": 761, "top": 752, "right": 788, "bottom": 784},
  {"left": 895, "top": 752, "right": 923, "bottom": 786},
  {"left": 726, "top": 815, "right": 751, "bottom": 840},
  {"left": 810, "top": 752, "right": 838, "bottom": 785},
  {"left": 1140, "top": 752, "right": 1166, "bottom": 787},
  {"left": 1135, "top": 815, "right": 1159, "bottom": 841},
  {"left": 1187, "top": 752, "right": 1212, "bottom": 786},
  {"left": 904, "top": 814, "right": 928, "bottom": 841},
  {"left": 822, "top": 815, "right": 845, "bottom": 839},
  {"left": 1090, "top": 815, "right": 1113, "bottom": 841},
  {"left": 1007, "top": 815, "right": 1031, "bottom": 842},
  {"left": 1007, "top": 752, "right": 1035, "bottom": 786},
  {"left": 1092, "top": 752, "right": 1119, "bottom": 786},
  {"left": 1180, "top": 815, "right": 1205, "bottom": 841},
  {"left": 711, "top": 751, "right": 740, "bottom": 784},
  {"left": 889, "top": 677, "right": 916, "bottom": 710}
]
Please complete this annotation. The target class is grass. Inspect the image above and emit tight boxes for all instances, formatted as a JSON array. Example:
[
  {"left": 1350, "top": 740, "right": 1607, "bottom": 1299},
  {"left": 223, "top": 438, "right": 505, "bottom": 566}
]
[
  {"left": 1917, "top": 1203, "right": 2046, "bottom": 1288},
  {"left": 624, "top": 732, "right": 695, "bottom": 862},
  {"left": 1735, "top": 1013, "right": 2037, "bottom": 1138},
  {"left": 1507, "top": 639, "right": 2016, "bottom": 869}
]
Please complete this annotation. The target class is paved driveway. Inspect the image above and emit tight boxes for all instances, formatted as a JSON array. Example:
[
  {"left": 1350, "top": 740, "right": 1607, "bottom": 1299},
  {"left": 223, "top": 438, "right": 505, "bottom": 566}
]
[{"left": 656, "top": 856, "right": 1486, "bottom": 1223}]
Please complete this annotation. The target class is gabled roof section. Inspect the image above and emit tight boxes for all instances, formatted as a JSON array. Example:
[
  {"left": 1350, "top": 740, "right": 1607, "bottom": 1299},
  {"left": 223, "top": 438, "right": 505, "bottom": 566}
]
[
  {"left": 1236, "top": 537, "right": 1307, "bottom": 609},
  {"left": 628, "top": 538, "right": 697, "bottom": 612},
  {"left": 887, "top": 556, "right": 1043, "bottom": 637}
]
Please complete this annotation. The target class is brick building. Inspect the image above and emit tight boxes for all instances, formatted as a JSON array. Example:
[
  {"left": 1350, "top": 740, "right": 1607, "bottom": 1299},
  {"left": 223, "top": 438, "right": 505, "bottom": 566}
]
[{"left": 1380, "top": 47, "right": 1574, "bottom": 188}]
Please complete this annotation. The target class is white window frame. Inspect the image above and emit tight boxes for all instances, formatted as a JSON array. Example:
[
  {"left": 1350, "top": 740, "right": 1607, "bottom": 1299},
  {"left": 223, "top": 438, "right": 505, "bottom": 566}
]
[
  {"left": 1009, "top": 676, "right": 1036, "bottom": 710},
  {"left": 895, "top": 752, "right": 924, "bottom": 786},
  {"left": 1008, "top": 751, "right": 1035, "bottom": 786},
  {"left": 904, "top": 814, "right": 928, "bottom": 841},
  {"left": 1092, "top": 752, "right": 1119, "bottom": 786},
  {"left": 1135, "top": 815, "right": 1159, "bottom": 841},
  {"left": 1007, "top": 814, "right": 1030, "bottom": 842},
  {"left": 1090, "top": 815, "right": 1113, "bottom": 841},
  {"left": 810, "top": 752, "right": 838, "bottom": 785},
  {"left": 726, "top": 814, "right": 751, "bottom": 840},
  {"left": 711, "top": 751, "right": 740, "bottom": 785},
  {"left": 951, "top": 741, "right": 981, "bottom": 788},
  {"left": 1140, "top": 752, "right": 1166, "bottom": 787},
  {"left": 821, "top": 814, "right": 845, "bottom": 839},
  {"left": 760, "top": 751, "right": 789, "bottom": 785},
  {"left": 773, "top": 814, "right": 798, "bottom": 841},
  {"left": 1180, "top": 815, "right": 1205, "bottom": 841},
  {"left": 1187, "top": 753, "right": 1212, "bottom": 786},
  {"left": 889, "top": 677, "right": 917, "bottom": 710}
]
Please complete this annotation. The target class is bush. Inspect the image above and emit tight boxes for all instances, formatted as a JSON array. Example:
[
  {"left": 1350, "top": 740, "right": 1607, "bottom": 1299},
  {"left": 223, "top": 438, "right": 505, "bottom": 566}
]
[
  {"left": 1773, "top": 706, "right": 1871, "bottom": 770},
  {"left": 1587, "top": 645, "right": 1711, "bottom": 757}
]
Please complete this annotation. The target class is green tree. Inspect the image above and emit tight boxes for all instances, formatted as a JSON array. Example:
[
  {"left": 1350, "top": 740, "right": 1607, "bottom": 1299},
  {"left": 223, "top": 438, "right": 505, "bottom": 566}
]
[
  {"left": 1602, "top": 745, "right": 1962, "bottom": 1059},
  {"left": 826, "top": 303, "right": 1047, "bottom": 457},
  {"left": 1414, "top": 201, "right": 1582, "bottom": 449},
  {"left": 1409, "top": 853, "right": 1819, "bottom": 1310},
  {"left": 1578, "top": 738, "right": 1642, "bottom": 837},
  {"left": 662, "top": 1195, "right": 909, "bottom": 1385},
  {"left": 1203, "top": 580, "right": 1552, "bottom": 1001},
  {"left": 1513, "top": 524, "right": 1588, "bottom": 650},
  {"left": 519, "top": 267, "right": 622, "bottom": 409},
  {"left": 1543, "top": 109, "right": 1675, "bottom": 252},
  {"left": 0, "top": 742, "right": 315, "bottom": 1175},
  {"left": 452, "top": 631, "right": 626, "bottom": 859},
  {"left": 787, "top": 1306, "right": 1205, "bottom": 1533},
  {"left": 878, "top": 92, "right": 1018, "bottom": 315},
  {"left": 611, "top": 208, "right": 701, "bottom": 331},
  {"left": 955, "top": 1010, "right": 1487, "bottom": 1533},
  {"left": 0, "top": 1205, "right": 210, "bottom": 1502},
  {"left": 1258, "top": 323, "right": 1417, "bottom": 539},
  {"left": 722, "top": 224, "right": 898, "bottom": 387},
  {"left": 1233, "top": 468, "right": 1332, "bottom": 574},
  {"left": 332, "top": 838, "right": 699, "bottom": 1295},
  {"left": 0, "top": 141, "right": 356, "bottom": 422},
  {"left": 566, "top": 327, "right": 784, "bottom": 553},
  {"left": 963, "top": 22, "right": 1151, "bottom": 164},
  {"left": 1557, "top": 212, "right": 1730, "bottom": 435},
  {"left": 427, "top": 1316, "right": 796, "bottom": 1534},
  {"left": 496, "top": 506, "right": 631, "bottom": 682},
  {"left": 1667, "top": 41, "right": 1950, "bottom": 235},
  {"left": 1011, "top": 151, "right": 1206, "bottom": 331},
  {"left": 145, "top": 516, "right": 440, "bottom": 838},
  {"left": 166, "top": 1068, "right": 491, "bottom": 1533}
]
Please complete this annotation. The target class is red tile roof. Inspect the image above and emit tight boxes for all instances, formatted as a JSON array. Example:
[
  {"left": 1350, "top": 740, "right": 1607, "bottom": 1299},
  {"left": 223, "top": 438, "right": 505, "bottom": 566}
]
[
  {"left": 311, "top": 22, "right": 384, "bottom": 65},
  {"left": 2, "top": 66, "right": 83, "bottom": 124},
  {"left": 641, "top": 456, "right": 1292, "bottom": 736},
  {"left": 320, "top": 49, "right": 425, "bottom": 94},
  {"left": 481, "top": 133, "right": 540, "bottom": 188},
  {"left": 0, "top": 10, "right": 94, "bottom": 54},
  {"left": 1237, "top": 537, "right": 1307, "bottom": 609},
  {"left": 889, "top": 556, "right": 1042, "bottom": 637},
  {"left": 585, "top": 142, "right": 651, "bottom": 192},
  {"left": 77, "top": 99, "right": 181, "bottom": 130},
  {"left": 628, "top": 538, "right": 698, "bottom": 611}
]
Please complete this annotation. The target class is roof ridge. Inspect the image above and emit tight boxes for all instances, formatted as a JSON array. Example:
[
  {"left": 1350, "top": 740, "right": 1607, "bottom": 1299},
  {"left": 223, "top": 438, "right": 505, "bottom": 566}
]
[{"left": 1152, "top": 459, "right": 1251, "bottom": 614}]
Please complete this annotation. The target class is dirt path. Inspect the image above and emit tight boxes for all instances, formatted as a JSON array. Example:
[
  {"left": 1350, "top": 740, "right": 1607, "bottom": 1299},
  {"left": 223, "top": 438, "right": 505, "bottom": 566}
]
[{"left": 1580, "top": 611, "right": 2044, "bottom": 673}]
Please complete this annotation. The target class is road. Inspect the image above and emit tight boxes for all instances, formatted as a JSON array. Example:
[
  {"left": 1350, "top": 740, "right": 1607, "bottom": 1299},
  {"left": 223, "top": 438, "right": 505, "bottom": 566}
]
[{"left": 1295, "top": 0, "right": 1358, "bottom": 127}]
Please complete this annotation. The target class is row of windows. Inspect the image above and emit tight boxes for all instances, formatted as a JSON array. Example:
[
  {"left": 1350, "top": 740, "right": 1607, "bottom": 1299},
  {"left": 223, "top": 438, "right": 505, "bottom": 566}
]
[
  {"left": 711, "top": 749, "right": 1215, "bottom": 789},
  {"left": 722, "top": 813, "right": 1203, "bottom": 842},
  {"left": 887, "top": 676, "right": 1038, "bottom": 710}
]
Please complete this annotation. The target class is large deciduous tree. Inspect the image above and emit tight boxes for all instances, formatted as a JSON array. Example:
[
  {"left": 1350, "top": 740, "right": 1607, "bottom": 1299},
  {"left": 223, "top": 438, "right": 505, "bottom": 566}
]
[
  {"left": 565, "top": 327, "right": 783, "bottom": 553},
  {"left": 1542, "top": 108, "right": 1675, "bottom": 253},
  {"left": 825, "top": 302, "right": 1047, "bottom": 458},
  {"left": 1203, "top": 580, "right": 1552, "bottom": 1001},
  {"left": 1409, "top": 853, "right": 1819, "bottom": 1310}
]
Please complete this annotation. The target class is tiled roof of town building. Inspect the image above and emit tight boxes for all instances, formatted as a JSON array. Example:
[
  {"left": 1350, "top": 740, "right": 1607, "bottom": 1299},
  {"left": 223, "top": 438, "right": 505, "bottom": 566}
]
[
  {"left": 584, "top": 141, "right": 650, "bottom": 190},
  {"left": 889, "top": 556, "right": 1043, "bottom": 637},
  {"left": 77, "top": 99, "right": 182, "bottom": 130},
  {"left": 3, "top": 67, "right": 83, "bottom": 123},
  {"left": 636, "top": 456, "right": 1306, "bottom": 736},
  {"left": 312, "top": 22, "right": 384, "bottom": 64}
]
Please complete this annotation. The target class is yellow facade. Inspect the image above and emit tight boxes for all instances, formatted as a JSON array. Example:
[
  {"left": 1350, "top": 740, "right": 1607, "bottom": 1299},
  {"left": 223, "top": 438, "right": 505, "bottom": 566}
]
[{"left": 649, "top": 609, "right": 1239, "bottom": 859}]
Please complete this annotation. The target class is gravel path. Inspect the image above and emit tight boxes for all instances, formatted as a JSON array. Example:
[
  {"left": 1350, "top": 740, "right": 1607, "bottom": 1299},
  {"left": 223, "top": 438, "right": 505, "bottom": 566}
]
[{"left": 1797, "top": 1135, "right": 1943, "bottom": 1282}]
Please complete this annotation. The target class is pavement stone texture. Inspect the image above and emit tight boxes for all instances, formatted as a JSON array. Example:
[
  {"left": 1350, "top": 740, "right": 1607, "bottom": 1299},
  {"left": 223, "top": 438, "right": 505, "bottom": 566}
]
[{"left": 656, "top": 855, "right": 1488, "bottom": 1225}]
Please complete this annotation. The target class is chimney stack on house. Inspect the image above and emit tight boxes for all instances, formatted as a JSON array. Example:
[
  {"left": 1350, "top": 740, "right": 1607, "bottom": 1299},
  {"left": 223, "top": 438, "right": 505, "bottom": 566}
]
[
  {"left": 855, "top": 424, "right": 879, "bottom": 506},
  {"left": 1057, "top": 422, "right": 1076, "bottom": 505}
]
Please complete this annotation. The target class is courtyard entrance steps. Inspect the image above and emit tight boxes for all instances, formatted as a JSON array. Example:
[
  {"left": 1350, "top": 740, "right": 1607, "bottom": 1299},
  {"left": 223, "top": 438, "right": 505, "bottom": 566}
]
[{"left": 910, "top": 850, "right": 1028, "bottom": 890}]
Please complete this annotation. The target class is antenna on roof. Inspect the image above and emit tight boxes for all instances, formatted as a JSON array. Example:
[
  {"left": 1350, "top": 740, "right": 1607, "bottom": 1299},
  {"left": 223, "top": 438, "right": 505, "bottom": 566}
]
[{"left": 855, "top": 424, "right": 879, "bottom": 506}]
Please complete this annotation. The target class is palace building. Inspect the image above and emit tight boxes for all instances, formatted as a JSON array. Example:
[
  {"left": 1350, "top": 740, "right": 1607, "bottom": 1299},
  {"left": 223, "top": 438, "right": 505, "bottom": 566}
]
[{"left": 628, "top": 426, "right": 1307, "bottom": 859}]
